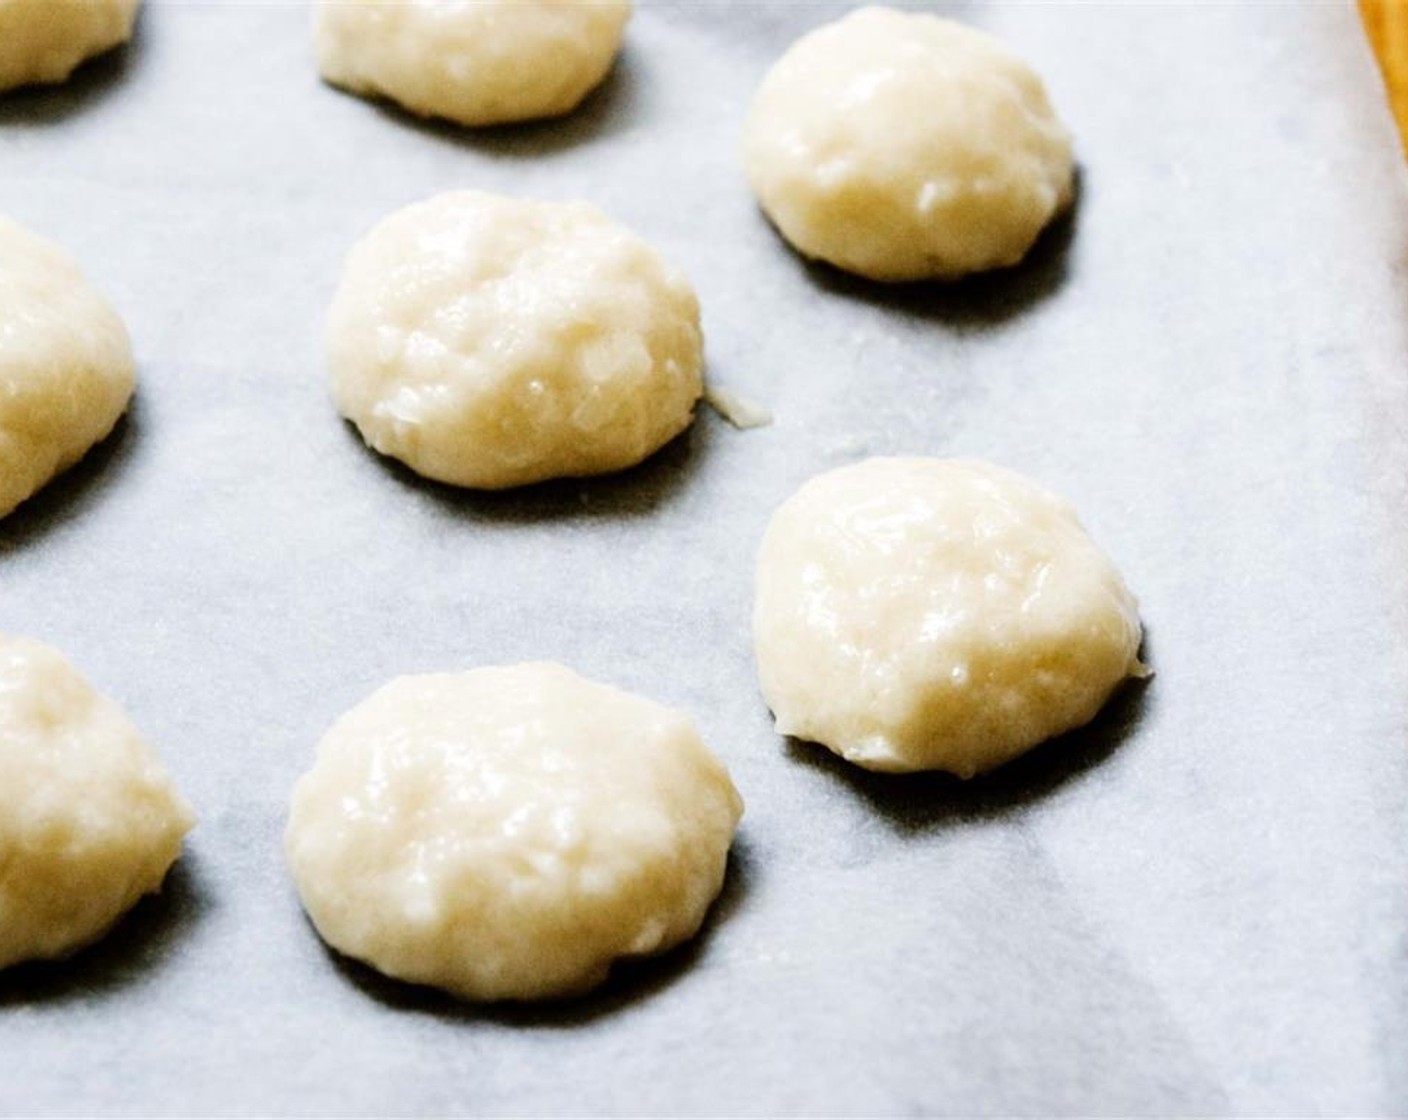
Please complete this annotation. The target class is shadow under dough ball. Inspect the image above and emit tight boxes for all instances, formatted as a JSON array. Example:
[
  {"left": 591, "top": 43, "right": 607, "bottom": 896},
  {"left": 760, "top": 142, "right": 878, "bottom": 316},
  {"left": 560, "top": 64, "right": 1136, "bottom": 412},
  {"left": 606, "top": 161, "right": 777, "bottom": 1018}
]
[
  {"left": 0, "top": 0, "right": 138, "bottom": 92},
  {"left": 285, "top": 662, "right": 743, "bottom": 1002},
  {"left": 743, "top": 5, "right": 1075, "bottom": 283},
  {"left": 314, "top": 0, "right": 632, "bottom": 127},
  {"left": 325, "top": 190, "right": 704, "bottom": 490},
  {"left": 753, "top": 457, "right": 1145, "bottom": 777},
  {"left": 0, "top": 634, "right": 195, "bottom": 971},
  {"left": 0, "top": 215, "right": 135, "bottom": 520}
]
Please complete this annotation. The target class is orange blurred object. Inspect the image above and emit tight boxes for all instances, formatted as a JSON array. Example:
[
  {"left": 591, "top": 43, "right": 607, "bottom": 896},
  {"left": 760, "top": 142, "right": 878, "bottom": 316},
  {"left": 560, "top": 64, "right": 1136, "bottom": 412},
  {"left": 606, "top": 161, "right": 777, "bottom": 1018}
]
[{"left": 1362, "top": 0, "right": 1408, "bottom": 153}]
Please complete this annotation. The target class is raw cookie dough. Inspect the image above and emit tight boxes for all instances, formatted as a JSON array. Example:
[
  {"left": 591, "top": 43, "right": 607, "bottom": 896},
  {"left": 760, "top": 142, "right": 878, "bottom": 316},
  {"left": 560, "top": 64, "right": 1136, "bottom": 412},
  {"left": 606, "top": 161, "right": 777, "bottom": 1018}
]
[
  {"left": 0, "top": 635, "right": 195, "bottom": 970},
  {"left": 754, "top": 458, "right": 1144, "bottom": 776},
  {"left": 314, "top": 0, "right": 632, "bottom": 127},
  {"left": 326, "top": 190, "right": 704, "bottom": 490},
  {"left": 743, "top": 6, "right": 1074, "bottom": 282},
  {"left": 0, "top": 0, "right": 139, "bottom": 92},
  {"left": 285, "top": 662, "right": 743, "bottom": 1002},
  {"left": 0, "top": 216, "right": 135, "bottom": 519}
]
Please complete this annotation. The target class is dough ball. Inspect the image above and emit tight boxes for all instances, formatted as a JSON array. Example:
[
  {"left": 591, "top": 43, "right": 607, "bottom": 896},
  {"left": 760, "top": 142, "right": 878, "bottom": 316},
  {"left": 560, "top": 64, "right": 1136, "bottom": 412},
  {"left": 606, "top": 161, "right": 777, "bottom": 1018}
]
[
  {"left": 286, "top": 662, "right": 743, "bottom": 1002},
  {"left": 0, "top": 0, "right": 139, "bottom": 92},
  {"left": 327, "top": 190, "right": 703, "bottom": 490},
  {"left": 0, "top": 216, "right": 135, "bottom": 520},
  {"left": 743, "top": 6, "right": 1074, "bottom": 282},
  {"left": 754, "top": 458, "right": 1144, "bottom": 777},
  {"left": 0, "top": 635, "right": 195, "bottom": 970},
  {"left": 314, "top": 0, "right": 631, "bottom": 127}
]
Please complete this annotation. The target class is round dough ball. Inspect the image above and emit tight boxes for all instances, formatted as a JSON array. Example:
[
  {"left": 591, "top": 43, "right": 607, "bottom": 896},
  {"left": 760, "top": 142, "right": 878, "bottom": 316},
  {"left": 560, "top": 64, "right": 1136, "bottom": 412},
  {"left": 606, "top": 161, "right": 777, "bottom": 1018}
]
[
  {"left": 0, "top": 217, "right": 135, "bottom": 520},
  {"left": 314, "top": 0, "right": 632, "bottom": 127},
  {"left": 743, "top": 6, "right": 1074, "bottom": 282},
  {"left": 0, "top": 635, "right": 195, "bottom": 970},
  {"left": 0, "top": 0, "right": 139, "bottom": 92},
  {"left": 326, "top": 190, "right": 704, "bottom": 490},
  {"left": 754, "top": 458, "right": 1144, "bottom": 777},
  {"left": 286, "top": 662, "right": 744, "bottom": 1002}
]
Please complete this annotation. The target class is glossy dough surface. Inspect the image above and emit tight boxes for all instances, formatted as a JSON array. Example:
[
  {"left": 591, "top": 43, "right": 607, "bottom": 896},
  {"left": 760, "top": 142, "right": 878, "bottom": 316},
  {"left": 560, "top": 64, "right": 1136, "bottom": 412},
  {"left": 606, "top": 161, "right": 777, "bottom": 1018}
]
[
  {"left": 0, "top": 635, "right": 194, "bottom": 970},
  {"left": 0, "top": 0, "right": 139, "bottom": 91},
  {"left": 286, "top": 662, "right": 743, "bottom": 1001},
  {"left": 327, "top": 191, "right": 704, "bottom": 490},
  {"left": 0, "top": 216, "right": 135, "bottom": 519},
  {"left": 314, "top": 0, "right": 631, "bottom": 126},
  {"left": 743, "top": 6, "right": 1074, "bottom": 282},
  {"left": 754, "top": 458, "right": 1143, "bottom": 776}
]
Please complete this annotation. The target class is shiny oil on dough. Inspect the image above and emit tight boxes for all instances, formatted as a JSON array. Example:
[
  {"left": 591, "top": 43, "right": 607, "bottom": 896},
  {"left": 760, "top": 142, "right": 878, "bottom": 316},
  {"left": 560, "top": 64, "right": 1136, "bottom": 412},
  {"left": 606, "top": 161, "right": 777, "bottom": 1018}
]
[
  {"left": 0, "top": 0, "right": 139, "bottom": 92},
  {"left": 285, "top": 662, "right": 743, "bottom": 1002},
  {"left": 0, "top": 635, "right": 195, "bottom": 970},
  {"left": 754, "top": 458, "right": 1144, "bottom": 776},
  {"left": 0, "top": 216, "right": 135, "bottom": 519},
  {"left": 314, "top": 0, "right": 632, "bottom": 127},
  {"left": 326, "top": 190, "right": 703, "bottom": 490},
  {"left": 743, "top": 6, "right": 1074, "bottom": 282}
]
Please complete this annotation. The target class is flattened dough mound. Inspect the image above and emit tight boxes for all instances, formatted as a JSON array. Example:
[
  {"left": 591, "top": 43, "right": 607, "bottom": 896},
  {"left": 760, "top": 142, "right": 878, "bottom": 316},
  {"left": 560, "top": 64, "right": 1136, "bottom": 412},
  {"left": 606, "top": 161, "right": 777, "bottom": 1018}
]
[
  {"left": 0, "top": 635, "right": 194, "bottom": 970},
  {"left": 327, "top": 191, "right": 703, "bottom": 490},
  {"left": 754, "top": 458, "right": 1143, "bottom": 776},
  {"left": 286, "top": 662, "right": 743, "bottom": 1002},
  {"left": 0, "top": 0, "right": 139, "bottom": 92},
  {"left": 315, "top": 0, "right": 631, "bottom": 127},
  {"left": 0, "top": 216, "right": 135, "bottom": 519},
  {"left": 743, "top": 6, "right": 1074, "bottom": 282}
]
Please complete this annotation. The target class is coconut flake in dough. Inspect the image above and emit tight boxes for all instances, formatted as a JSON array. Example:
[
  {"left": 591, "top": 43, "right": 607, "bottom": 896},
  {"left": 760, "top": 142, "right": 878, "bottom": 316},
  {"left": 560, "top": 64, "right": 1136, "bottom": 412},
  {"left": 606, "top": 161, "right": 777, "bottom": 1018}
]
[
  {"left": 0, "top": 635, "right": 195, "bottom": 970},
  {"left": 754, "top": 458, "right": 1144, "bottom": 776},
  {"left": 0, "top": 216, "right": 135, "bottom": 519},
  {"left": 286, "top": 662, "right": 743, "bottom": 1001},
  {"left": 326, "top": 190, "right": 703, "bottom": 490},
  {"left": 314, "top": 0, "right": 631, "bottom": 127},
  {"left": 743, "top": 6, "right": 1074, "bottom": 282}
]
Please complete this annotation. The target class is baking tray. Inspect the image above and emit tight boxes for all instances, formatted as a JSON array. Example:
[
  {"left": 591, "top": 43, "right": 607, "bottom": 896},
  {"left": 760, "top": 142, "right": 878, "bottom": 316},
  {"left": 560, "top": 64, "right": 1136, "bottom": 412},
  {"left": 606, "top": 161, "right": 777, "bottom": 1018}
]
[{"left": 2, "top": 2, "right": 1406, "bottom": 1114}]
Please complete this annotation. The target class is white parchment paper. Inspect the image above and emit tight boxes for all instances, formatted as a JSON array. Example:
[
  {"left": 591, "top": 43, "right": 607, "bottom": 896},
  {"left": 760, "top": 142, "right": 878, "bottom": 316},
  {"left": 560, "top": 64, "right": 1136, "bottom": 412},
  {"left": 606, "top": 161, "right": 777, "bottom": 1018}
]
[{"left": 2, "top": 2, "right": 1406, "bottom": 1114}]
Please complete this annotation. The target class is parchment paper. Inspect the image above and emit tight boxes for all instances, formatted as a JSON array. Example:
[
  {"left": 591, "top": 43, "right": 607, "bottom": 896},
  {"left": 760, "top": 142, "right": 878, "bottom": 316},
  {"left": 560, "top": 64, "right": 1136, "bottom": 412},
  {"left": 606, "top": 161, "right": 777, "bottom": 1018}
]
[{"left": 2, "top": 2, "right": 1406, "bottom": 1115}]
